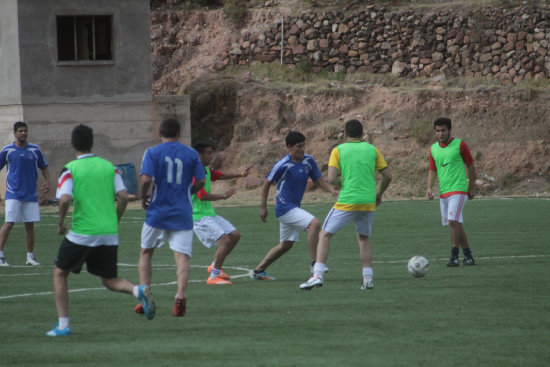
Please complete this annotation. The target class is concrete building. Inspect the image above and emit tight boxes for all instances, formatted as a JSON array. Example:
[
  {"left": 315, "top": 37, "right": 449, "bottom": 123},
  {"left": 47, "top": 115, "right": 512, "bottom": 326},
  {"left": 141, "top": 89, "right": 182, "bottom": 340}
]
[{"left": 0, "top": 0, "right": 190, "bottom": 199}]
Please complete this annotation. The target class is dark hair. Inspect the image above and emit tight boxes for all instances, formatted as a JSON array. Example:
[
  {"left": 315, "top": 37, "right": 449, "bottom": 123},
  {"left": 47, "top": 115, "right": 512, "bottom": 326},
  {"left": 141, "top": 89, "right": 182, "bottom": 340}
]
[
  {"left": 71, "top": 124, "right": 94, "bottom": 152},
  {"left": 285, "top": 131, "right": 305, "bottom": 147},
  {"left": 433, "top": 117, "right": 452, "bottom": 129},
  {"left": 159, "top": 118, "right": 181, "bottom": 138},
  {"left": 193, "top": 141, "right": 214, "bottom": 154},
  {"left": 344, "top": 119, "right": 363, "bottom": 138},
  {"left": 13, "top": 121, "right": 27, "bottom": 132}
]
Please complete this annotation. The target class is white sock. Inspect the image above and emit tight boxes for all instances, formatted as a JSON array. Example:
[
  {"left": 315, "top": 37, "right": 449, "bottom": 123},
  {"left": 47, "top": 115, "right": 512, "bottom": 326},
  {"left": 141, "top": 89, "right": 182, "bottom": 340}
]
[
  {"left": 27, "top": 252, "right": 34, "bottom": 259},
  {"left": 211, "top": 267, "right": 221, "bottom": 279},
  {"left": 313, "top": 262, "right": 325, "bottom": 278},
  {"left": 0, "top": 251, "right": 4, "bottom": 258},
  {"left": 59, "top": 317, "right": 69, "bottom": 329},
  {"left": 132, "top": 286, "right": 140, "bottom": 298},
  {"left": 362, "top": 267, "right": 373, "bottom": 279}
]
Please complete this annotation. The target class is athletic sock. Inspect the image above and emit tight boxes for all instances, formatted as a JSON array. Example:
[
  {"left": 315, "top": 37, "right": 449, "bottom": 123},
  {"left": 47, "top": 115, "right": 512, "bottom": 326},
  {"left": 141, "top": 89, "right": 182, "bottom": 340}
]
[
  {"left": 253, "top": 269, "right": 263, "bottom": 274},
  {"left": 451, "top": 247, "right": 459, "bottom": 258},
  {"left": 463, "top": 248, "right": 472, "bottom": 258},
  {"left": 27, "top": 252, "right": 34, "bottom": 260},
  {"left": 132, "top": 286, "right": 140, "bottom": 298},
  {"left": 211, "top": 267, "right": 221, "bottom": 279},
  {"left": 58, "top": 317, "right": 69, "bottom": 329},
  {"left": 362, "top": 267, "right": 373, "bottom": 279},
  {"left": 313, "top": 262, "right": 325, "bottom": 278},
  {"left": 175, "top": 293, "right": 185, "bottom": 299},
  {"left": 0, "top": 251, "right": 4, "bottom": 258}
]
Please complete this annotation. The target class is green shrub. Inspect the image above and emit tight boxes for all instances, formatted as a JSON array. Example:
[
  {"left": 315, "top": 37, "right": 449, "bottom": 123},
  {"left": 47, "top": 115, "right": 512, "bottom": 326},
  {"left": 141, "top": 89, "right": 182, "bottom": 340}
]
[
  {"left": 224, "top": 0, "right": 248, "bottom": 28},
  {"left": 501, "top": 173, "right": 520, "bottom": 189},
  {"left": 411, "top": 119, "right": 434, "bottom": 145}
]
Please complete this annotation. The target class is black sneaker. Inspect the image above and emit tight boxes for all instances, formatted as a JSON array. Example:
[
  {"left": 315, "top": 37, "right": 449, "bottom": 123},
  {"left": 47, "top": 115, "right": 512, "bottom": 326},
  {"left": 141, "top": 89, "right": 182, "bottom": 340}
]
[
  {"left": 462, "top": 256, "right": 475, "bottom": 266},
  {"left": 446, "top": 257, "right": 459, "bottom": 267}
]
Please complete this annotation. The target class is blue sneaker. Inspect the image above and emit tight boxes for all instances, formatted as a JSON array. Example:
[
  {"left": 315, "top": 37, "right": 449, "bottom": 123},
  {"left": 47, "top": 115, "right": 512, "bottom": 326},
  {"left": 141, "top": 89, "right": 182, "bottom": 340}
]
[
  {"left": 46, "top": 324, "right": 72, "bottom": 337},
  {"left": 249, "top": 270, "right": 276, "bottom": 281},
  {"left": 138, "top": 285, "right": 156, "bottom": 320}
]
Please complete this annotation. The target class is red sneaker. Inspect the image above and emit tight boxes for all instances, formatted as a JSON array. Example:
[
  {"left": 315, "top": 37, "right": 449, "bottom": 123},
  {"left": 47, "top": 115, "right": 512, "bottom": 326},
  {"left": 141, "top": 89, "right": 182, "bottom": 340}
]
[
  {"left": 206, "top": 276, "right": 232, "bottom": 285},
  {"left": 173, "top": 297, "right": 187, "bottom": 317},
  {"left": 134, "top": 303, "right": 144, "bottom": 314}
]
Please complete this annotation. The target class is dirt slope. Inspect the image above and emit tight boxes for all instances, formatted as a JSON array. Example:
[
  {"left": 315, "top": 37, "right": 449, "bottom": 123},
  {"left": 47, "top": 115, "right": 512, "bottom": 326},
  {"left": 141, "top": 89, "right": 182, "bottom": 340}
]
[{"left": 151, "top": 2, "right": 550, "bottom": 202}]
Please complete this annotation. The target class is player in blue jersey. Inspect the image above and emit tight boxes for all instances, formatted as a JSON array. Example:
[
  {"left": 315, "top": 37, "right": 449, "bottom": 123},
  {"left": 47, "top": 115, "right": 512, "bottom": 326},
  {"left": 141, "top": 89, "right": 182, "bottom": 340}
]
[
  {"left": 249, "top": 131, "right": 337, "bottom": 280},
  {"left": 0, "top": 121, "right": 50, "bottom": 267},
  {"left": 134, "top": 119, "right": 205, "bottom": 317}
]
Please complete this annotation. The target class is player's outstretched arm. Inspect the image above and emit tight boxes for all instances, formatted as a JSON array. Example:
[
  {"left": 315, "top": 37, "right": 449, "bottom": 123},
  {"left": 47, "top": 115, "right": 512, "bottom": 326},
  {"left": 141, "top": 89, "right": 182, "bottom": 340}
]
[
  {"left": 57, "top": 194, "right": 71, "bottom": 235},
  {"left": 259, "top": 179, "right": 271, "bottom": 223},
  {"left": 41, "top": 167, "right": 51, "bottom": 194},
  {"left": 116, "top": 189, "right": 129, "bottom": 223},
  {"left": 199, "top": 187, "right": 237, "bottom": 201},
  {"left": 376, "top": 167, "right": 392, "bottom": 206},
  {"left": 138, "top": 174, "right": 153, "bottom": 209},
  {"left": 220, "top": 164, "right": 254, "bottom": 180},
  {"left": 315, "top": 177, "right": 338, "bottom": 196},
  {"left": 426, "top": 170, "right": 436, "bottom": 200}
]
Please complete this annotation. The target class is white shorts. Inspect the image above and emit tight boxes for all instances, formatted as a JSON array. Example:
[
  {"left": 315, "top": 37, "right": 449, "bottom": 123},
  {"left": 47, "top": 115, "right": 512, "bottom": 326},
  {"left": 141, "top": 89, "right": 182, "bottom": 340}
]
[
  {"left": 278, "top": 207, "right": 315, "bottom": 242},
  {"left": 141, "top": 223, "right": 194, "bottom": 256},
  {"left": 322, "top": 208, "right": 375, "bottom": 237},
  {"left": 440, "top": 194, "right": 467, "bottom": 225},
  {"left": 5, "top": 200, "right": 40, "bottom": 223},
  {"left": 193, "top": 215, "right": 236, "bottom": 249}
]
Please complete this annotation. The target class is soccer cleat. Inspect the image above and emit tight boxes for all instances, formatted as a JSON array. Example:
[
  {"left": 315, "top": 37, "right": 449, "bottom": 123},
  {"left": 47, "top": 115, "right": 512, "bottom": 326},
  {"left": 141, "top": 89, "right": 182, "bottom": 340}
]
[
  {"left": 134, "top": 304, "right": 144, "bottom": 314},
  {"left": 0, "top": 257, "right": 9, "bottom": 267},
  {"left": 173, "top": 297, "right": 187, "bottom": 317},
  {"left": 206, "top": 276, "right": 232, "bottom": 285},
  {"left": 447, "top": 257, "right": 460, "bottom": 267},
  {"left": 462, "top": 256, "right": 475, "bottom": 266},
  {"left": 299, "top": 276, "right": 323, "bottom": 290},
  {"left": 137, "top": 285, "right": 156, "bottom": 320},
  {"left": 46, "top": 324, "right": 72, "bottom": 337},
  {"left": 26, "top": 258, "right": 40, "bottom": 266},
  {"left": 207, "top": 264, "right": 231, "bottom": 280},
  {"left": 249, "top": 270, "right": 276, "bottom": 281},
  {"left": 361, "top": 278, "right": 374, "bottom": 290}
]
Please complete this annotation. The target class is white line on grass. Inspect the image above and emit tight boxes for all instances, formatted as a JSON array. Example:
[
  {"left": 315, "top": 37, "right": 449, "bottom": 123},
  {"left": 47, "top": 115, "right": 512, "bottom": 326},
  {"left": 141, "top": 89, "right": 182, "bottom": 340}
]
[{"left": 1, "top": 255, "right": 548, "bottom": 300}]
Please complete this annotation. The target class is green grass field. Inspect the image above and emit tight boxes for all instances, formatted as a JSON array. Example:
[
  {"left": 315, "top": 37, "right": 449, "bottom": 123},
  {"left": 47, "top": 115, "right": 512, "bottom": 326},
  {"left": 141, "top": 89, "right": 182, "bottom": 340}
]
[{"left": 1, "top": 198, "right": 549, "bottom": 367}]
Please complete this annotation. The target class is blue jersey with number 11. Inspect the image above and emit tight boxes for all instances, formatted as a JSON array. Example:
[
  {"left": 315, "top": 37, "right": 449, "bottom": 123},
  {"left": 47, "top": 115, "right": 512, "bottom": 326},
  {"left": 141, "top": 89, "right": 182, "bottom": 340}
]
[{"left": 141, "top": 141, "right": 205, "bottom": 231}]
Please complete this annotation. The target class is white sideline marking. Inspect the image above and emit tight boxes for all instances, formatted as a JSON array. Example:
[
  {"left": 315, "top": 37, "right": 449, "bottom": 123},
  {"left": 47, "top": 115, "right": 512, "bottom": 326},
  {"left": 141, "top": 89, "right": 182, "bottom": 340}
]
[
  {"left": 1, "top": 255, "right": 548, "bottom": 300},
  {"left": 0, "top": 265, "right": 253, "bottom": 300}
]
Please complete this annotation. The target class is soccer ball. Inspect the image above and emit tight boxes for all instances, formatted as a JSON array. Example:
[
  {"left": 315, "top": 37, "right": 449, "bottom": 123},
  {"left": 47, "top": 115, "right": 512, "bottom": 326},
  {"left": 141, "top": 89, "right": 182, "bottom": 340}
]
[{"left": 407, "top": 256, "right": 430, "bottom": 277}]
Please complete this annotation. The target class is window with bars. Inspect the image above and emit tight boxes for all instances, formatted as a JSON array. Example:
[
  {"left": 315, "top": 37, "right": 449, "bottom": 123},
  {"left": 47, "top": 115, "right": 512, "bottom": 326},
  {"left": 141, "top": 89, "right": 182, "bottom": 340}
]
[{"left": 56, "top": 15, "right": 112, "bottom": 62}]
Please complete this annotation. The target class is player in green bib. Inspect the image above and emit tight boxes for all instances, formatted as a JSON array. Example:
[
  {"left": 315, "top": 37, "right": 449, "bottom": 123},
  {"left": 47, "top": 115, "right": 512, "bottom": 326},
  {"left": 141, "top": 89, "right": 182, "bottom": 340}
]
[
  {"left": 46, "top": 125, "right": 155, "bottom": 337},
  {"left": 427, "top": 117, "right": 477, "bottom": 267},
  {"left": 192, "top": 142, "right": 253, "bottom": 285},
  {"left": 300, "top": 119, "right": 392, "bottom": 291}
]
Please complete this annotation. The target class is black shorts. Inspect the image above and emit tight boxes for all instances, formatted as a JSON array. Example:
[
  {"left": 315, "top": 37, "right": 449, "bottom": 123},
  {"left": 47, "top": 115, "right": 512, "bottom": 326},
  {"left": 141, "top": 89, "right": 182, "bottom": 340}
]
[{"left": 55, "top": 237, "right": 118, "bottom": 279}]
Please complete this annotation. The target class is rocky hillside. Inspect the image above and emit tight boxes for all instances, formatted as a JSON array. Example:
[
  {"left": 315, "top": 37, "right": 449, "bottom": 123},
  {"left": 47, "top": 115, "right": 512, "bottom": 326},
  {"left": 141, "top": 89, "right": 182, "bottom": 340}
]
[{"left": 150, "top": 1, "right": 550, "bottom": 201}]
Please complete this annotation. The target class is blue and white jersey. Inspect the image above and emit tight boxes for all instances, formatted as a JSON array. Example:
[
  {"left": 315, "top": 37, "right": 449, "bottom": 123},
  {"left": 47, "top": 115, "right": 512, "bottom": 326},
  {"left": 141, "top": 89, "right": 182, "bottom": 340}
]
[
  {"left": 0, "top": 142, "right": 48, "bottom": 202},
  {"left": 141, "top": 141, "right": 205, "bottom": 231},
  {"left": 267, "top": 154, "right": 322, "bottom": 217}
]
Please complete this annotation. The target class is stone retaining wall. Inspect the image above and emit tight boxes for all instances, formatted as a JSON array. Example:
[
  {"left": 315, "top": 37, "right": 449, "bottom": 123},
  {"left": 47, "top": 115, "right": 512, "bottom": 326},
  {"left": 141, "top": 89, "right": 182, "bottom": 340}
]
[{"left": 228, "top": 5, "right": 550, "bottom": 82}]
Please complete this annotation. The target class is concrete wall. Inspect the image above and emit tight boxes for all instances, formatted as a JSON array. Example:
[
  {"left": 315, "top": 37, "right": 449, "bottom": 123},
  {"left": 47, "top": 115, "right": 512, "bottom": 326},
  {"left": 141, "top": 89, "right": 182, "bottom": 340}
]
[
  {"left": 0, "top": 0, "right": 22, "bottom": 106},
  {"left": 16, "top": 0, "right": 152, "bottom": 104},
  {"left": 0, "top": 0, "right": 173, "bottom": 202}
]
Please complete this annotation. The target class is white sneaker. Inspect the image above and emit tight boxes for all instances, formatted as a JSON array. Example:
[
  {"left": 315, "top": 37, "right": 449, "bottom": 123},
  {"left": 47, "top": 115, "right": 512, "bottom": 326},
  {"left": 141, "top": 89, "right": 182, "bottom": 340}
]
[
  {"left": 26, "top": 258, "right": 41, "bottom": 266},
  {"left": 0, "top": 257, "right": 9, "bottom": 267},
  {"left": 361, "top": 278, "right": 373, "bottom": 290},
  {"left": 299, "top": 276, "right": 323, "bottom": 290}
]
